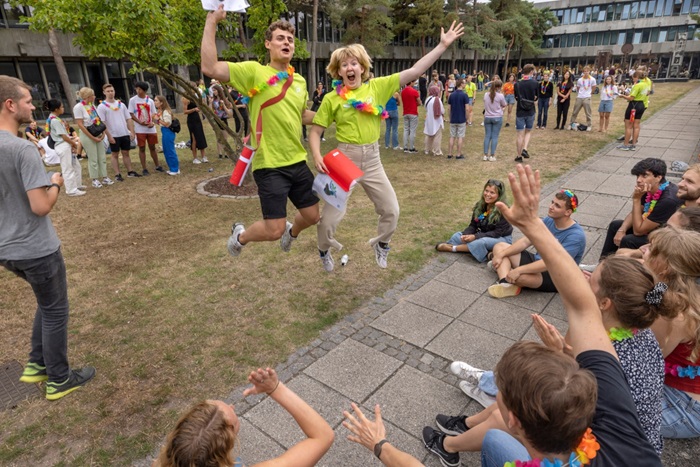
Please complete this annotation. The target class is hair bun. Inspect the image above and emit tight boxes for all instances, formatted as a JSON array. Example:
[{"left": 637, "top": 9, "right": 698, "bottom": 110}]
[{"left": 646, "top": 282, "right": 668, "bottom": 306}]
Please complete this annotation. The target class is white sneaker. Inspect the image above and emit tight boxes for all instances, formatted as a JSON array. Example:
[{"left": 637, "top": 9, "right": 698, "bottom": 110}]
[
  {"left": 487, "top": 260, "right": 496, "bottom": 272},
  {"left": 193, "top": 158, "right": 202, "bottom": 164},
  {"left": 480, "top": 122, "right": 484, "bottom": 126},
  {"left": 586, "top": 126, "right": 592, "bottom": 131},
  {"left": 167, "top": 170, "right": 180, "bottom": 176},
  {"left": 482, "top": 155, "right": 488, "bottom": 161},
  {"left": 202, "top": 156, "right": 209, "bottom": 163},
  {"left": 459, "top": 380, "right": 496, "bottom": 408},
  {"left": 373, "top": 242, "right": 390, "bottom": 269},
  {"left": 450, "top": 361, "right": 484, "bottom": 385},
  {"left": 92, "top": 179, "right": 103, "bottom": 188},
  {"left": 227, "top": 223, "right": 245, "bottom": 257},
  {"left": 488, "top": 156, "right": 496, "bottom": 162},
  {"left": 321, "top": 137, "right": 326, "bottom": 142},
  {"left": 579, "top": 263, "right": 598, "bottom": 273},
  {"left": 67, "top": 190, "right": 86, "bottom": 197},
  {"left": 320, "top": 251, "right": 334, "bottom": 272},
  {"left": 102, "top": 177, "right": 114, "bottom": 185},
  {"left": 280, "top": 221, "right": 295, "bottom": 252}
]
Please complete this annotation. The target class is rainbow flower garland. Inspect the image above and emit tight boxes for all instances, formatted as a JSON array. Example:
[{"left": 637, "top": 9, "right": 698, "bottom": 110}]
[
  {"left": 665, "top": 363, "right": 700, "bottom": 379},
  {"left": 241, "top": 66, "right": 294, "bottom": 104},
  {"left": 476, "top": 209, "right": 491, "bottom": 223},
  {"left": 504, "top": 428, "right": 600, "bottom": 467},
  {"left": 608, "top": 327, "right": 637, "bottom": 342},
  {"left": 101, "top": 100, "right": 122, "bottom": 111},
  {"left": 81, "top": 100, "right": 102, "bottom": 126},
  {"left": 332, "top": 80, "right": 388, "bottom": 119},
  {"left": 643, "top": 181, "right": 669, "bottom": 219}
]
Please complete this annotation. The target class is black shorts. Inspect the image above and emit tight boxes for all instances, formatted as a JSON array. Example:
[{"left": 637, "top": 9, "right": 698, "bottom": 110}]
[
  {"left": 110, "top": 135, "right": 132, "bottom": 152},
  {"left": 253, "top": 161, "right": 319, "bottom": 219},
  {"left": 519, "top": 251, "right": 557, "bottom": 293},
  {"left": 624, "top": 101, "right": 646, "bottom": 121}
]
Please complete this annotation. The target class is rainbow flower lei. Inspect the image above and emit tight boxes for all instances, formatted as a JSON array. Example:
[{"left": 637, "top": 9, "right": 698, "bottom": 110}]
[
  {"left": 241, "top": 66, "right": 294, "bottom": 104},
  {"left": 81, "top": 100, "right": 102, "bottom": 126},
  {"left": 665, "top": 363, "right": 700, "bottom": 379},
  {"left": 643, "top": 181, "right": 669, "bottom": 219},
  {"left": 608, "top": 327, "right": 637, "bottom": 342},
  {"left": 476, "top": 209, "right": 491, "bottom": 223},
  {"left": 504, "top": 428, "right": 600, "bottom": 467},
  {"left": 332, "top": 79, "right": 388, "bottom": 119}
]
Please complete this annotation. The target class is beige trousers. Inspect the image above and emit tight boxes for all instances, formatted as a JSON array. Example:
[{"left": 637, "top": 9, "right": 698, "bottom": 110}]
[
  {"left": 317, "top": 142, "right": 399, "bottom": 251},
  {"left": 424, "top": 130, "right": 443, "bottom": 155},
  {"left": 570, "top": 97, "right": 592, "bottom": 127}
]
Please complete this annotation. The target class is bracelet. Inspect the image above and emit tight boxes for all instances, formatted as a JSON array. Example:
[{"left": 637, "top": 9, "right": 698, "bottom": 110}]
[
  {"left": 374, "top": 439, "right": 389, "bottom": 459},
  {"left": 49, "top": 183, "right": 61, "bottom": 191},
  {"left": 266, "top": 380, "right": 280, "bottom": 396}
]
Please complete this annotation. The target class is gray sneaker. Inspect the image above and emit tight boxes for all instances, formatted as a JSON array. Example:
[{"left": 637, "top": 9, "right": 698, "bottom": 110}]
[
  {"left": 450, "top": 361, "right": 485, "bottom": 386},
  {"left": 227, "top": 223, "right": 245, "bottom": 257},
  {"left": 373, "top": 242, "right": 390, "bottom": 269},
  {"left": 487, "top": 260, "right": 496, "bottom": 272},
  {"left": 459, "top": 380, "right": 496, "bottom": 408},
  {"left": 320, "top": 250, "right": 334, "bottom": 272},
  {"left": 280, "top": 221, "right": 295, "bottom": 252}
]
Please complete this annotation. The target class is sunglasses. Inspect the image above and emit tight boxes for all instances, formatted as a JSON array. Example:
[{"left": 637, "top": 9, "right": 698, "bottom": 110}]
[{"left": 488, "top": 179, "right": 504, "bottom": 190}]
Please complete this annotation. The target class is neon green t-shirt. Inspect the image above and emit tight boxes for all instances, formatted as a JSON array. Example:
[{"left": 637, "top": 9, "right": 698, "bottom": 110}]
[
  {"left": 313, "top": 74, "right": 400, "bottom": 145},
  {"left": 226, "top": 62, "right": 309, "bottom": 171},
  {"left": 630, "top": 79, "right": 651, "bottom": 109},
  {"left": 465, "top": 82, "right": 477, "bottom": 98}
]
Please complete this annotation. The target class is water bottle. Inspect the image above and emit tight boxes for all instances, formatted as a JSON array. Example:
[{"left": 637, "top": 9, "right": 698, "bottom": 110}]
[
  {"left": 340, "top": 254, "right": 349, "bottom": 266},
  {"left": 630, "top": 108, "right": 636, "bottom": 123}
]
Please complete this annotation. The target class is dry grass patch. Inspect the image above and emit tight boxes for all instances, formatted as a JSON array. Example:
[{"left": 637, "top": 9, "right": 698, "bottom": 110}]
[{"left": 0, "top": 81, "right": 697, "bottom": 465}]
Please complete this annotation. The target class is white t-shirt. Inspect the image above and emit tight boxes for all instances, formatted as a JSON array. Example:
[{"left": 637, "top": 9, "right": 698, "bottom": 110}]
[
  {"left": 128, "top": 95, "right": 157, "bottom": 134},
  {"left": 576, "top": 77, "right": 597, "bottom": 99},
  {"left": 73, "top": 102, "right": 98, "bottom": 126},
  {"left": 97, "top": 100, "right": 131, "bottom": 137}
]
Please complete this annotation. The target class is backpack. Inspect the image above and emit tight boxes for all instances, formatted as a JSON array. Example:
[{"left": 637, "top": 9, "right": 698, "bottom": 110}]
[
  {"left": 577, "top": 124, "right": 588, "bottom": 131},
  {"left": 46, "top": 115, "right": 57, "bottom": 149}
]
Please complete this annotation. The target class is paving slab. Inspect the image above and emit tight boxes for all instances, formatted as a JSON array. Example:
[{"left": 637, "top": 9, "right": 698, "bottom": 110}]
[
  {"left": 406, "top": 280, "right": 481, "bottom": 317},
  {"left": 458, "top": 295, "right": 538, "bottom": 341},
  {"left": 541, "top": 294, "right": 567, "bottom": 322},
  {"left": 563, "top": 171, "right": 610, "bottom": 192},
  {"left": 426, "top": 320, "right": 516, "bottom": 369},
  {"left": 434, "top": 262, "right": 497, "bottom": 294},
  {"left": 597, "top": 174, "right": 636, "bottom": 196},
  {"left": 371, "top": 301, "right": 453, "bottom": 347},
  {"left": 304, "top": 339, "right": 402, "bottom": 402},
  {"left": 237, "top": 418, "right": 286, "bottom": 465}
]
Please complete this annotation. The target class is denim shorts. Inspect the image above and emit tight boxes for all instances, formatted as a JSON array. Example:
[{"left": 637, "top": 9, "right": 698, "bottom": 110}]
[
  {"left": 505, "top": 94, "right": 516, "bottom": 105},
  {"left": 661, "top": 384, "right": 700, "bottom": 438},
  {"left": 466, "top": 97, "right": 474, "bottom": 106},
  {"left": 598, "top": 100, "right": 613, "bottom": 113},
  {"left": 515, "top": 114, "right": 535, "bottom": 130}
]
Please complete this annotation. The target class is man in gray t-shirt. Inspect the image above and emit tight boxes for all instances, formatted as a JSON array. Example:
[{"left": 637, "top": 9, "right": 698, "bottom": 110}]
[{"left": 0, "top": 76, "right": 95, "bottom": 400}]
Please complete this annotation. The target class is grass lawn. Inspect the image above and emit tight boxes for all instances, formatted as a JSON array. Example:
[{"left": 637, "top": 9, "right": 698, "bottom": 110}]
[{"left": 0, "top": 81, "right": 697, "bottom": 465}]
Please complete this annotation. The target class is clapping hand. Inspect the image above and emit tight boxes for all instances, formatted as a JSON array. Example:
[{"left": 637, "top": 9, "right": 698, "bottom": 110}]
[
  {"left": 532, "top": 314, "right": 572, "bottom": 355},
  {"left": 440, "top": 21, "right": 465, "bottom": 48},
  {"left": 243, "top": 367, "right": 280, "bottom": 396}
]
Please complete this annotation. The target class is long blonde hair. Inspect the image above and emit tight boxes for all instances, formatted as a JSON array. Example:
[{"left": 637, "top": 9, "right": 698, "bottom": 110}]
[{"left": 648, "top": 227, "right": 700, "bottom": 358}]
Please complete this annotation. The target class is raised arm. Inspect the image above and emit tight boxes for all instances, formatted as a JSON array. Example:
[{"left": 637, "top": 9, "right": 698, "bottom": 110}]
[
  {"left": 399, "top": 21, "right": 464, "bottom": 87},
  {"left": 496, "top": 165, "right": 614, "bottom": 357},
  {"left": 247, "top": 368, "right": 334, "bottom": 467},
  {"left": 201, "top": 5, "right": 231, "bottom": 82}
]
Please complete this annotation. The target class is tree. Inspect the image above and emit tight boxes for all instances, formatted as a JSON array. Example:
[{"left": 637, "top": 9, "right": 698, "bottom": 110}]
[
  {"left": 244, "top": 0, "right": 309, "bottom": 63},
  {"left": 393, "top": 0, "right": 445, "bottom": 57},
  {"left": 46, "top": 28, "right": 76, "bottom": 109},
  {"left": 340, "top": 0, "right": 393, "bottom": 56}
]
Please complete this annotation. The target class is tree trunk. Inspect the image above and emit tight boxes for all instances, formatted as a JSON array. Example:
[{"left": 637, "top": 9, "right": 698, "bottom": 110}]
[
  {"left": 503, "top": 34, "right": 515, "bottom": 78},
  {"left": 47, "top": 28, "right": 76, "bottom": 109},
  {"left": 238, "top": 14, "right": 250, "bottom": 61},
  {"left": 308, "top": 0, "right": 319, "bottom": 95},
  {"left": 175, "top": 65, "right": 189, "bottom": 113},
  {"left": 494, "top": 55, "right": 500, "bottom": 78},
  {"left": 472, "top": 0, "right": 479, "bottom": 72},
  {"left": 517, "top": 47, "right": 523, "bottom": 70}
]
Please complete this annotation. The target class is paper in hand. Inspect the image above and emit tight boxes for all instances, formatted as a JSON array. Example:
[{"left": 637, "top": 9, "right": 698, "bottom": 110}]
[{"left": 201, "top": 0, "right": 250, "bottom": 13}]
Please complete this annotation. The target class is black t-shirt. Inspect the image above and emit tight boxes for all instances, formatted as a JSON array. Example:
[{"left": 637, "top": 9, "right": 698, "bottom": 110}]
[
  {"left": 636, "top": 182, "right": 682, "bottom": 225},
  {"left": 514, "top": 79, "right": 539, "bottom": 117},
  {"left": 576, "top": 351, "right": 661, "bottom": 467}
]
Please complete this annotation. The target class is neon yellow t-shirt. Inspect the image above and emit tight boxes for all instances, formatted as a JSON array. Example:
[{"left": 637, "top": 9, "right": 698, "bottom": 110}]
[
  {"left": 226, "top": 62, "right": 309, "bottom": 171},
  {"left": 465, "top": 82, "right": 477, "bottom": 98},
  {"left": 313, "top": 74, "right": 400, "bottom": 145},
  {"left": 630, "top": 79, "right": 651, "bottom": 109}
]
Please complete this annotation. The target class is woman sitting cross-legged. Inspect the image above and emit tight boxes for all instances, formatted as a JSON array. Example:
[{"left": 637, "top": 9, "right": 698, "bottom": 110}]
[
  {"left": 435, "top": 179, "right": 513, "bottom": 262},
  {"left": 154, "top": 368, "right": 333, "bottom": 467}
]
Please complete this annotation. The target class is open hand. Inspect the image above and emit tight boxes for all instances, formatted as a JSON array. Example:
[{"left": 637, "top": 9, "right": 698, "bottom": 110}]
[
  {"left": 243, "top": 367, "right": 280, "bottom": 396},
  {"left": 496, "top": 165, "right": 541, "bottom": 230},
  {"left": 343, "top": 403, "right": 386, "bottom": 451},
  {"left": 532, "top": 314, "right": 571, "bottom": 354},
  {"left": 440, "top": 21, "right": 465, "bottom": 48}
]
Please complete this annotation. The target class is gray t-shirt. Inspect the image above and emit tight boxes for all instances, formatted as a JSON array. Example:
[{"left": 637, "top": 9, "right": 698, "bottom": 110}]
[{"left": 0, "top": 130, "right": 60, "bottom": 260}]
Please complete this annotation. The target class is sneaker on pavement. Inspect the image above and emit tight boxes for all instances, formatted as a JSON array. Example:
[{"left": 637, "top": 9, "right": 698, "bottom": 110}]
[
  {"left": 45, "top": 367, "right": 96, "bottom": 401},
  {"left": 579, "top": 263, "right": 598, "bottom": 273},
  {"left": 450, "top": 361, "right": 485, "bottom": 385},
  {"left": 102, "top": 177, "right": 115, "bottom": 185},
  {"left": 320, "top": 250, "right": 334, "bottom": 272},
  {"left": 422, "top": 426, "right": 460, "bottom": 467},
  {"left": 435, "top": 414, "right": 469, "bottom": 436},
  {"left": 459, "top": 380, "right": 496, "bottom": 408},
  {"left": 19, "top": 362, "right": 48, "bottom": 383},
  {"left": 227, "top": 223, "right": 245, "bottom": 257},
  {"left": 617, "top": 135, "right": 625, "bottom": 141},
  {"left": 193, "top": 158, "right": 202, "bottom": 164},
  {"left": 373, "top": 242, "right": 390, "bottom": 269},
  {"left": 617, "top": 145, "right": 630, "bottom": 151},
  {"left": 114, "top": 174, "right": 124, "bottom": 182},
  {"left": 488, "top": 282, "right": 521, "bottom": 298},
  {"left": 91, "top": 179, "right": 103, "bottom": 188},
  {"left": 280, "top": 221, "right": 295, "bottom": 252},
  {"left": 487, "top": 260, "right": 496, "bottom": 272},
  {"left": 628, "top": 145, "right": 637, "bottom": 151}
]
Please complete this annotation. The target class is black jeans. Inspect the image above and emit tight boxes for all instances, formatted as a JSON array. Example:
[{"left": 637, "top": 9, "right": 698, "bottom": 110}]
[
  {"left": 599, "top": 219, "right": 650, "bottom": 259},
  {"left": 1, "top": 249, "right": 70, "bottom": 382},
  {"left": 556, "top": 98, "right": 570, "bottom": 128},
  {"left": 537, "top": 98, "right": 550, "bottom": 127}
]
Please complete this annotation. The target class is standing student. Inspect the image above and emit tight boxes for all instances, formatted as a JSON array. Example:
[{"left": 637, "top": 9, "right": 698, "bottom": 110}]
[
  {"left": 617, "top": 70, "right": 651, "bottom": 151},
  {"left": 202, "top": 6, "right": 320, "bottom": 257},
  {"left": 569, "top": 66, "right": 597, "bottom": 130},
  {"left": 209, "top": 84, "right": 232, "bottom": 159},
  {"left": 555, "top": 71, "right": 574, "bottom": 130},
  {"left": 482, "top": 80, "right": 506, "bottom": 162},
  {"left": 0, "top": 76, "right": 96, "bottom": 400},
  {"left": 309, "top": 23, "right": 464, "bottom": 271},
  {"left": 128, "top": 81, "right": 163, "bottom": 175},
  {"left": 423, "top": 86, "right": 444, "bottom": 156},
  {"left": 447, "top": 79, "right": 469, "bottom": 160},
  {"left": 464, "top": 75, "right": 477, "bottom": 125},
  {"left": 502, "top": 73, "right": 516, "bottom": 127},
  {"left": 535, "top": 72, "right": 553, "bottom": 129},
  {"left": 513, "top": 64, "right": 538, "bottom": 162},
  {"left": 73, "top": 87, "right": 113, "bottom": 188},
  {"left": 384, "top": 91, "right": 400, "bottom": 150},
  {"left": 401, "top": 80, "right": 420, "bottom": 153},
  {"left": 154, "top": 95, "right": 179, "bottom": 176},
  {"left": 598, "top": 75, "right": 619, "bottom": 133},
  {"left": 182, "top": 95, "right": 208, "bottom": 164},
  {"left": 44, "top": 99, "right": 84, "bottom": 196},
  {"left": 97, "top": 83, "right": 140, "bottom": 181}
]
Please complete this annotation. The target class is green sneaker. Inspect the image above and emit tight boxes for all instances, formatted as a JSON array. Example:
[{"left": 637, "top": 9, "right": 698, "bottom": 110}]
[
  {"left": 19, "top": 362, "right": 48, "bottom": 383},
  {"left": 45, "top": 367, "right": 96, "bottom": 401}
]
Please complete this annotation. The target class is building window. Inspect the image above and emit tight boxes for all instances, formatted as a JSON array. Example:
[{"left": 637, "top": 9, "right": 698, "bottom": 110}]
[
  {"left": 584, "top": 6, "right": 592, "bottom": 22},
  {"left": 618, "top": 32, "right": 626, "bottom": 45},
  {"left": 659, "top": 30, "right": 667, "bottom": 41},
  {"left": 573, "top": 33, "right": 581, "bottom": 47},
  {"left": 631, "top": 2, "right": 639, "bottom": 18},
  {"left": 0, "top": 61, "right": 17, "bottom": 76},
  {"left": 553, "top": 36, "right": 560, "bottom": 47},
  {"left": 668, "top": 26, "right": 677, "bottom": 40},
  {"left": 656, "top": 0, "right": 665, "bottom": 15},
  {"left": 43, "top": 62, "right": 85, "bottom": 108},
  {"left": 647, "top": 0, "right": 657, "bottom": 15},
  {"left": 591, "top": 6, "right": 599, "bottom": 21},
  {"left": 603, "top": 31, "right": 611, "bottom": 45},
  {"left": 676, "top": 0, "right": 687, "bottom": 14},
  {"left": 622, "top": 4, "right": 631, "bottom": 19},
  {"left": 633, "top": 31, "right": 642, "bottom": 43},
  {"left": 664, "top": 0, "right": 673, "bottom": 15},
  {"left": 639, "top": 1, "right": 648, "bottom": 17},
  {"left": 692, "top": 0, "right": 700, "bottom": 14},
  {"left": 615, "top": 3, "right": 624, "bottom": 19},
  {"left": 651, "top": 28, "right": 660, "bottom": 41},
  {"left": 642, "top": 29, "right": 651, "bottom": 42},
  {"left": 576, "top": 9, "right": 584, "bottom": 22},
  {"left": 563, "top": 9, "right": 570, "bottom": 24},
  {"left": 2, "top": 2, "right": 30, "bottom": 28}
]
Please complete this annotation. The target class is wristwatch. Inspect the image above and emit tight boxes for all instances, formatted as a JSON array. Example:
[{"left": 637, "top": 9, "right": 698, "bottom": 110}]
[{"left": 373, "top": 439, "right": 389, "bottom": 459}]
